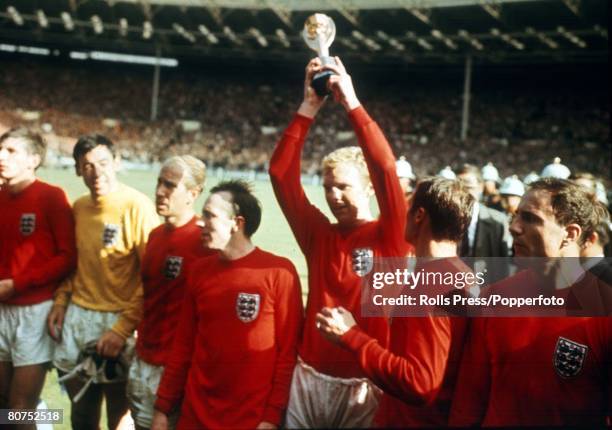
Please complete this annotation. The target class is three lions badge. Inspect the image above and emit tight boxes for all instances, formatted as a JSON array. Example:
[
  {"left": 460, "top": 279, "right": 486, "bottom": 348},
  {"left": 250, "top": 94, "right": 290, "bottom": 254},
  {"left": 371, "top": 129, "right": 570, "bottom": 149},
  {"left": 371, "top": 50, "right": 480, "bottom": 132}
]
[
  {"left": 102, "top": 223, "right": 120, "bottom": 248},
  {"left": 164, "top": 256, "right": 183, "bottom": 280},
  {"left": 236, "top": 293, "right": 260, "bottom": 323},
  {"left": 351, "top": 247, "right": 374, "bottom": 277},
  {"left": 553, "top": 336, "right": 588, "bottom": 378},
  {"left": 20, "top": 213, "right": 36, "bottom": 236}
]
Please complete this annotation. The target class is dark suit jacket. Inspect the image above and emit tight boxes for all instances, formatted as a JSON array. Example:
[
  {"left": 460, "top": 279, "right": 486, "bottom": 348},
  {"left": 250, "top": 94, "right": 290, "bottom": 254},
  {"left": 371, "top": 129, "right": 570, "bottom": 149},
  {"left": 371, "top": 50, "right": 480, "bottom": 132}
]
[
  {"left": 461, "top": 204, "right": 512, "bottom": 285},
  {"left": 463, "top": 204, "right": 511, "bottom": 258}
]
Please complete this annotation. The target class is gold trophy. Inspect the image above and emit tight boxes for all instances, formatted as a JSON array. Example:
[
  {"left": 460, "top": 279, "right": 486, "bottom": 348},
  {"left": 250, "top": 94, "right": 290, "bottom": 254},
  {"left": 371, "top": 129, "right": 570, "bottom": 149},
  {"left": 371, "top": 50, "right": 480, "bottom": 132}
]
[{"left": 302, "top": 13, "right": 337, "bottom": 96}]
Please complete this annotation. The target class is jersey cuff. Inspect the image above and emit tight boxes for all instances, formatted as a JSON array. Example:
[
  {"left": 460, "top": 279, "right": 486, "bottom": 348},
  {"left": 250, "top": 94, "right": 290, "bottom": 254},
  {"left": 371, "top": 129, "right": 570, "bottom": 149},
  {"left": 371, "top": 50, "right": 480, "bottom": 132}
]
[
  {"left": 348, "top": 105, "right": 373, "bottom": 128},
  {"left": 341, "top": 326, "right": 374, "bottom": 352},
  {"left": 285, "top": 113, "right": 313, "bottom": 138}
]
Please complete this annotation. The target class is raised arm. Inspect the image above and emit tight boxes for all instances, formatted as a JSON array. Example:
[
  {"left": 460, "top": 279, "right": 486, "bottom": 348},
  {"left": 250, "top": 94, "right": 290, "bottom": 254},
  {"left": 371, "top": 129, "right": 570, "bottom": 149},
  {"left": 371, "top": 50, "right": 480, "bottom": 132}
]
[
  {"left": 269, "top": 58, "right": 329, "bottom": 253},
  {"left": 326, "top": 58, "right": 408, "bottom": 255}
]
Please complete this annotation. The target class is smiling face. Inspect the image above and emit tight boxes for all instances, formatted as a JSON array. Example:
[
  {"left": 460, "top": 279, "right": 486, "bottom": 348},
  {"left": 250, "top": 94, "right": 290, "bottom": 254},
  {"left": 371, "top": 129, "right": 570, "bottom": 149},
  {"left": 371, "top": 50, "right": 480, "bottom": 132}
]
[
  {"left": 0, "top": 137, "right": 39, "bottom": 183},
  {"left": 510, "top": 189, "right": 567, "bottom": 258},
  {"left": 76, "top": 144, "right": 119, "bottom": 199},
  {"left": 323, "top": 163, "right": 371, "bottom": 227},
  {"left": 200, "top": 191, "right": 237, "bottom": 250}
]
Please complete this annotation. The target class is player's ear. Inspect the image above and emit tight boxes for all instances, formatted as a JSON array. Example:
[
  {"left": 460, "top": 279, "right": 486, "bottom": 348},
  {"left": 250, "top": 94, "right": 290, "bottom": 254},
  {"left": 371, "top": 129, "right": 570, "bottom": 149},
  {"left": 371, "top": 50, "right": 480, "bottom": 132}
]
[
  {"left": 413, "top": 207, "right": 426, "bottom": 224},
  {"left": 563, "top": 223, "right": 582, "bottom": 247},
  {"left": 233, "top": 215, "right": 246, "bottom": 234},
  {"left": 30, "top": 153, "right": 42, "bottom": 171}
]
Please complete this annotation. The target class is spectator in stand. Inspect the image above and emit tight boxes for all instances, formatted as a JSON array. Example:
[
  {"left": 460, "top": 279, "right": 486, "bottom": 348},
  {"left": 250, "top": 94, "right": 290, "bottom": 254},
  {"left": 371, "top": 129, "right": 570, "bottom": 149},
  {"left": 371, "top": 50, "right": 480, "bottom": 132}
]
[{"left": 499, "top": 175, "right": 525, "bottom": 218}]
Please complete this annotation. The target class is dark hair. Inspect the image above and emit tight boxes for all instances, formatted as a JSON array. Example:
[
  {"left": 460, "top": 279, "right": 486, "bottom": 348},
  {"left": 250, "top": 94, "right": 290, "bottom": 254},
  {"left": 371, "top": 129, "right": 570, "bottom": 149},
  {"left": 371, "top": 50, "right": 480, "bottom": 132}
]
[
  {"left": 210, "top": 180, "right": 262, "bottom": 238},
  {"left": 528, "top": 178, "right": 606, "bottom": 245},
  {"left": 593, "top": 205, "right": 610, "bottom": 247},
  {"left": 456, "top": 163, "right": 482, "bottom": 183},
  {"left": 73, "top": 134, "right": 115, "bottom": 164},
  {"left": 410, "top": 177, "right": 475, "bottom": 242},
  {"left": 0, "top": 127, "right": 46, "bottom": 168}
]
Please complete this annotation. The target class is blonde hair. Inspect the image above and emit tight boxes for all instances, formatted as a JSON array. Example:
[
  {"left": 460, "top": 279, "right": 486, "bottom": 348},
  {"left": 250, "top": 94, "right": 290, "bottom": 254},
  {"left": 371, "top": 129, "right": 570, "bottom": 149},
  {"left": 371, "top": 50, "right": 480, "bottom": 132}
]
[
  {"left": 162, "top": 155, "right": 206, "bottom": 193},
  {"left": 322, "top": 146, "right": 371, "bottom": 187}
]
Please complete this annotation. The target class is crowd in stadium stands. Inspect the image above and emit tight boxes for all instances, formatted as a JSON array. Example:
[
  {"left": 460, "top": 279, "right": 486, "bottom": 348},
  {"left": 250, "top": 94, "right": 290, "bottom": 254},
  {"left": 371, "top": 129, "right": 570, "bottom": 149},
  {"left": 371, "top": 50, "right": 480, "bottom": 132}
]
[
  {"left": 0, "top": 59, "right": 609, "bottom": 183},
  {"left": 1, "top": 57, "right": 611, "bottom": 430}
]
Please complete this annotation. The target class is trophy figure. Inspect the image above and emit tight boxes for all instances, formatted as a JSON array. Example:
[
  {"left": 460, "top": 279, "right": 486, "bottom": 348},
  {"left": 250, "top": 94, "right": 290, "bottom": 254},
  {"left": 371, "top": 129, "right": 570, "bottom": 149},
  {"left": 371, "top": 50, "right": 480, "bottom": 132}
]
[{"left": 302, "top": 13, "right": 337, "bottom": 96}]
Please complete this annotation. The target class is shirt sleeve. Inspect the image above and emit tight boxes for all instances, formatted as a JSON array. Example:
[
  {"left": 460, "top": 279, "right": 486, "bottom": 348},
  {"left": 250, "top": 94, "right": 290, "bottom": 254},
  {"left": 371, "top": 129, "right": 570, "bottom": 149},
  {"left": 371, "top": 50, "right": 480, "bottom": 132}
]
[
  {"left": 341, "top": 316, "right": 451, "bottom": 405},
  {"left": 449, "top": 317, "right": 491, "bottom": 426},
  {"left": 262, "top": 261, "right": 304, "bottom": 425},
  {"left": 112, "top": 198, "right": 160, "bottom": 339},
  {"left": 348, "top": 107, "right": 408, "bottom": 256},
  {"left": 12, "top": 187, "right": 77, "bottom": 293},
  {"left": 269, "top": 113, "right": 329, "bottom": 255},
  {"left": 155, "top": 271, "right": 198, "bottom": 414}
]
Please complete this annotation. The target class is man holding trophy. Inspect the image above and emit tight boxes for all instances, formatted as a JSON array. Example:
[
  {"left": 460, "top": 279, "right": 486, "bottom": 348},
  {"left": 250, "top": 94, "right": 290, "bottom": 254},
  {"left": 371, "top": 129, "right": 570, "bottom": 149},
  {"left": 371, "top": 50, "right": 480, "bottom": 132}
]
[{"left": 269, "top": 14, "right": 410, "bottom": 428}]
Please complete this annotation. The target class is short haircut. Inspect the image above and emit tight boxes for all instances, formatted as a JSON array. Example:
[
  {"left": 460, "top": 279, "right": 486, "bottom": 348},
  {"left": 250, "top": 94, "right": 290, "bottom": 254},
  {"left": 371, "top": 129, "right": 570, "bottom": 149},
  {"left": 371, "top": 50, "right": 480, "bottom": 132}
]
[
  {"left": 0, "top": 127, "right": 46, "bottom": 168},
  {"left": 456, "top": 163, "right": 482, "bottom": 183},
  {"left": 322, "top": 146, "right": 371, "bottom": 189},
  {"left": 410, "top": 177, "right": 475, "bottom": 242},
  {"left": 593, "top": 205, "right": 611, "bottom": 247},
  {"left": 210, "top": 180, "right": 262, "bottom": 238},
  {"left": 73, "top": 134, "right": 115, "bottom": 163},
  {"left": 161, "top": 155, "right": 207, "bottom": 193},
  {"left": 528, "top": 178, "right": 606, "bottom": 246}
]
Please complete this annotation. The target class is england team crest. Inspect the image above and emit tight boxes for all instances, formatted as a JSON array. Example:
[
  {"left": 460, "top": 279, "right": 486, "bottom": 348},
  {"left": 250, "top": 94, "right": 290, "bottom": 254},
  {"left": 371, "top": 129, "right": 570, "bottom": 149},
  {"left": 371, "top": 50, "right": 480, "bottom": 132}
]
[
  {"left": 20, "top": 213, "right": 36, "bottom": 236},
  {"left": 164, "top": 256, "right": 183, "bottom": 280},
  {"left": 553, "top": 337, "right": 588, "bottom": 378},
  {"left": 236, "top": 293, "right": 260, "bottom": 323},
  {"left": 102, "top": 223, "right": 120, "bottom": 247},
  {"left": 352, "top": 247, "right": 374, "bottom": 276}
]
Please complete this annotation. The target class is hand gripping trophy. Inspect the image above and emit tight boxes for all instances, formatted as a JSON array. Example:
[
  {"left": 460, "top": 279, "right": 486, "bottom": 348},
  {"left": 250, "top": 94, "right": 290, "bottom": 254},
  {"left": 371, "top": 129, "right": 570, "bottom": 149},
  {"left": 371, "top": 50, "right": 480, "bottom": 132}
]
[{"left": 302, "top": 13, "right": 337, "bottom": 96}]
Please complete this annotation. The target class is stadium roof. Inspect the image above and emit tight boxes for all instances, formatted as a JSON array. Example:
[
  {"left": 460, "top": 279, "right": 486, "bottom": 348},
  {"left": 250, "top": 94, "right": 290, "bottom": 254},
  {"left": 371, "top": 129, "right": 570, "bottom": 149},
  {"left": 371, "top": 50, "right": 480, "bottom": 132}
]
[{"left": 0, "top": 0, "right": 607, "bottom": 65}]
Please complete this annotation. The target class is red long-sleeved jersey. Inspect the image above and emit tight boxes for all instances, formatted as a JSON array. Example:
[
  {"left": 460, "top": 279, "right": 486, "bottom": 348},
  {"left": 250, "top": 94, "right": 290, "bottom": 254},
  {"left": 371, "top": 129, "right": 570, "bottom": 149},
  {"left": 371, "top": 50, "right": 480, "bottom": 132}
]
[
  {"left": 269, "top": 106, "right": 411, "bottom": 378},
  {"left": 0, "top": 180, "right": 76, "bottom": 305},
  {"left": 450, "top": 315, "right": 611, "bottom": 426},
  {"left": 136, "top": 216, "right": 214, "bottom": 366},
  {"left": 155, "top": 248, "right": 304, "bottom": 429},
  {"left": 341, "top": 258, "right": 470, "bottom": 427}
]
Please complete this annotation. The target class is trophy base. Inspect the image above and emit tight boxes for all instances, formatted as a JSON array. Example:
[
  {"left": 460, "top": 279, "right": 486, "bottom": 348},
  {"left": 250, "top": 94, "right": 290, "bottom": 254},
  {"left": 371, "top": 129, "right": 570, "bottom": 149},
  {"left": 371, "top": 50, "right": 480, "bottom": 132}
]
[{"left": 311, "top": 56, "right": 337, "bottom": 97}]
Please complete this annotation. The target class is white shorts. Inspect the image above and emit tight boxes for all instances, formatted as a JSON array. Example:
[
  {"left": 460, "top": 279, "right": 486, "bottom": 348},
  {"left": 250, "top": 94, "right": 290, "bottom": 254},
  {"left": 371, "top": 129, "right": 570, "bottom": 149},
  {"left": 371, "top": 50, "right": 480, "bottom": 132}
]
[
  {"left": 53, "top": 303, "right": 123, "bottom": 374},
  {"left": 127, "top": 355, "right": 178, "bottom": 429},
  {"left": 285, "top": 358, "right": 382, "bottom": 429},
  {"left": 0, "top": 300, "right": 54, "bottom": 366}
]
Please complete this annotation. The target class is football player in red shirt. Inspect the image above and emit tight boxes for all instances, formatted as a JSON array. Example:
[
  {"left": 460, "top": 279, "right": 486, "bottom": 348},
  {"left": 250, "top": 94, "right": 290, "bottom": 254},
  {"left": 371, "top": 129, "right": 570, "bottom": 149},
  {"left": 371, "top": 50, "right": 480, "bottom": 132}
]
[
  {"left": 152, "top": 181, "right": 303, "bottom": 430},
  {"left": 450, "top": 178, "right": 611, "bottom": 426},
  {"left": 269, "top": 58, "right": 410, "bottom": 428},
  {"left": 316, "top": 177, "right": 475, "bottom": 427},
  {"left": 0, "top": 128, "right": 76, "bottom": 426},
  {"left": 127, "top": 155, "right": 211, "bottom": 430}
]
